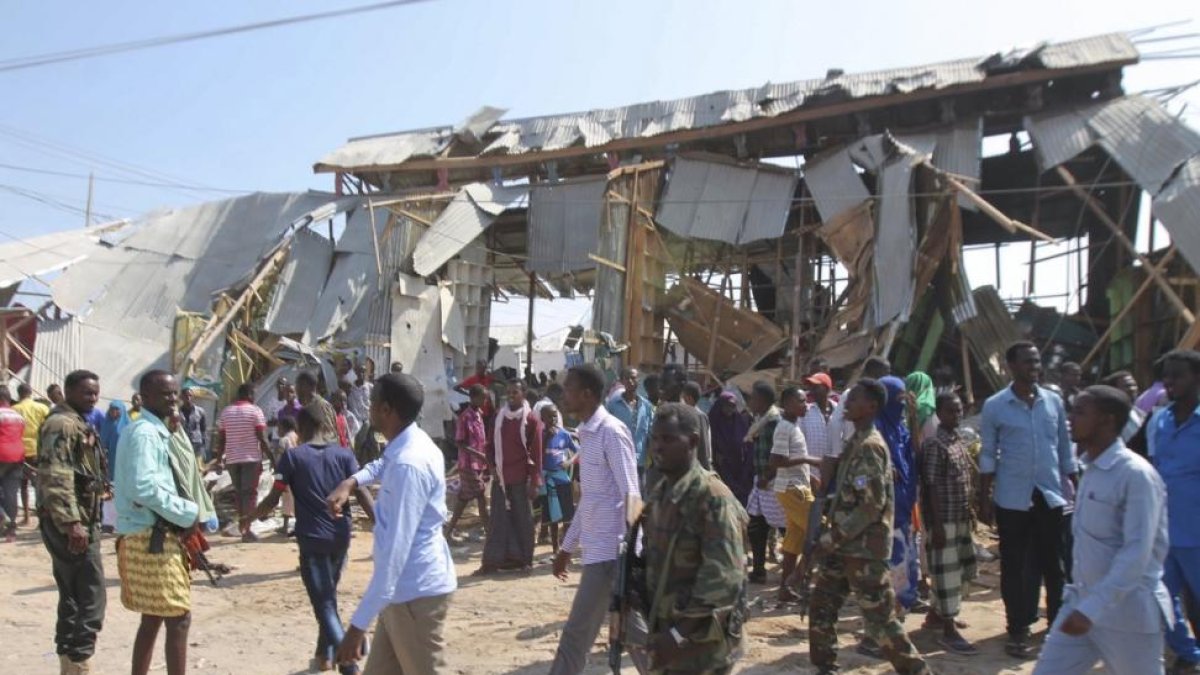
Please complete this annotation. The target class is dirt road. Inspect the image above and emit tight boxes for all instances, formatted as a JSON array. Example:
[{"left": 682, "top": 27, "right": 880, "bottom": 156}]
[{"left": 1, "top": 518, "right": 1071, "bottom": 674}]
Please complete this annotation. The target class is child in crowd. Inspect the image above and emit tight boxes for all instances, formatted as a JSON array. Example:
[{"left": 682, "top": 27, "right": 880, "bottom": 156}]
[
  {"left": 276, "top": 416, "right": 299, "bottom": 534},
  {"left": 446, "top": 385, "right": 491, "bottom": 538},
  {"left": 539, "top": 404, "right": 576, "bottom": 553}
]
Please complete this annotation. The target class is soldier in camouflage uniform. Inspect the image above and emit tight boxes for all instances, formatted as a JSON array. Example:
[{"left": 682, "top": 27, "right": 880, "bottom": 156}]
[
  {"left": 809, "top": 379, "right": 930, "bottom": 675},
  {"left": 638, "top": 402, "right": 749, "bottom": 674},
  {"left": 36, "top": 369, "right": 106, "bottom": 675}
]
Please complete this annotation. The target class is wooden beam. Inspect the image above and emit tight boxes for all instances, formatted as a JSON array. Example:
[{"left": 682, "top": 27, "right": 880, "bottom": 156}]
[
  {"left": 588, "top": 253, "right": 626, "bottom": 273},
  {"left": 1056, "top": 166, "right": 1196, "bottom": 325},
  {"left": 937, "top": 170, "right": 1054, "bottom": 243},
  {"left": 316, "top": 63, "right": 1133, "bottom": 176},
  {"left": 182, "top": 245, "right": 291, "bottom": 375},
  {"left": 1081, "top": 248, "right": 1177, "bottom": 368},
  {"left": 230, "top": 329, "right": 286, "bottom": 368},
  {"left": 367, "top": 200, "right": 383, "bottom": 279}
]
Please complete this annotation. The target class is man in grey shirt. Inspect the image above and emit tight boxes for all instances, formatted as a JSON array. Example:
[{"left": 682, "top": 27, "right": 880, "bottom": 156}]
[{"left": 1033, "top": 385, "right": 1172, "bottom": 675}]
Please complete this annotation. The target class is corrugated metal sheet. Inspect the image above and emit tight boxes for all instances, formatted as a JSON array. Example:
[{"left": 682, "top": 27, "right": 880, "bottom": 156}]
[
  {"left": 28, "top": 317, "right": 80, "bottom": 394},
  {"left": 526, "top": 176, "right": 606, "bottom": 274},
  {"left": 305, "top": 251, "right": 375, "bottom": 343},
  {"left": 335, "top": 204, "right": 382, "bottom": 254},
  {"left": 872, "top": 155, "right": 919, "bottom": 324},
  {"left": 1036, "top": 33, "right": 1139, "bottom": 69},
  {"left": 1153, "top": 155, "right": 1200, "bottom": 273},
  {"left": 933, "top": 117, "right": 983, "bottom": 209},
  {"left": 1024, "top": 102, "right": 1106, "bottom": 170},
  {"left": 804, "top": 146, "right": 871, "bottom": 222},
  {"left": 0, "top": 220, "right": 131, "bottom": 289},
  {"left": 411, "top": 182, "right": 526, "bottom": 276},
  {"left": 656, "top": 156, "right": 796, "bottom": 244},
  {"left": 263, "top": 228, "right": 334, "bottom": 335},
  {"left": 391, "top": 273, "right": 453, "bottom": 438},
  {"left": 317, "top": 33, "right": 1137, "bottom": 174},
  {"left": 1088, "top": 96, "right": 1200, "bottom": 194}
]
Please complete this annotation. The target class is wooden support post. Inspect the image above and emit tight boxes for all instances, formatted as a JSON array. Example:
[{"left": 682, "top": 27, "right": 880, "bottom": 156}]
[
  {"left": 526, "top": 273, "right": 536, "bottom": 378},
  {"left": 960, "top": 333, "right": 975, "bottom": 408},
  {"left": 1081, "top": 248, "right": 1177, "bottom": 369},
  {"left": 791, "top": 234, "right": 804, "bottom": 380},
  {"left": 1056, "top": 165, "right": 1195, "bottom": 324},
  {"left": 622, "top": 171, "right": 642, "bottom": 369},
  {"left": 367, "top": 200, "right": 384, "bottom": 280},
  {"left": 707, "top": 274, "right": 728, "bottom": 375}
]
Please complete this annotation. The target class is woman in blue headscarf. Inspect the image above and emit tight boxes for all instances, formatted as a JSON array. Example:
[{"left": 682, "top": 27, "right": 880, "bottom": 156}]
[
  {"left": 99, "top": 400, "right": 130, "bottom": 481},
  {"left": 876, "top": 375, "right": 920, "bottom": 612}
]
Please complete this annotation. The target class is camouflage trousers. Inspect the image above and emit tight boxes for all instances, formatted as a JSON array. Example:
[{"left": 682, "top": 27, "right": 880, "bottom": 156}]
[{"left": 809, "top": 554, "right": 929, "bottom": 675}]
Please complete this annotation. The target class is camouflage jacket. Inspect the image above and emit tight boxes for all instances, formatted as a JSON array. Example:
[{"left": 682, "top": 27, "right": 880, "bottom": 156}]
[
  {"left": 643, "top": 462, "right": 749, "bottom": 672},
  {"left": 36, "top": 405, "right": 105, "bottom": 532},
  {"left": 825, "top": 427, "right": 894, "bottom": 561}
]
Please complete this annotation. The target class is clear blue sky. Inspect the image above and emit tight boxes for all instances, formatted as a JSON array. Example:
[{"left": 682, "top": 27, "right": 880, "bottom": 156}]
[{"left": 2, "top": 0, "right": 1195, "bottom": 330}]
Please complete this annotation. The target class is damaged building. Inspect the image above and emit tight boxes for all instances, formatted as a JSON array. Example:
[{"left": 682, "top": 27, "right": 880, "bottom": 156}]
[{"left": 1, "top": 31, "right": 1197, "bottom": 435}]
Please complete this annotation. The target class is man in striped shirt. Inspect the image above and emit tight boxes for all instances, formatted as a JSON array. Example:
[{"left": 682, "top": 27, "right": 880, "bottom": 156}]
[
  {"left": 549, "top": 364, "right": 641, "bottom": 675},
  {"left": 215, "top": 384, "right": 269, "bottom": 543}
]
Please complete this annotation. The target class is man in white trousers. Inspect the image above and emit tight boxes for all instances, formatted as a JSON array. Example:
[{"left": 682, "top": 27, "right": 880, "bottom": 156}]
[{"left": 1033, "top": 385, "right": 1172, "bottom": 675}]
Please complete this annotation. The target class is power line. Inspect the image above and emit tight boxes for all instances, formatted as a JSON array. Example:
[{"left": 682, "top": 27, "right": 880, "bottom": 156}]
[
  {"left": 0, "top": 0, "right": 434, "bottom": 74},
  {"left": 0, "top": 161, "right": 251, "bottom": 194},
  {"left": 0, "top": 124, "right": 220, "bottom": 200}
]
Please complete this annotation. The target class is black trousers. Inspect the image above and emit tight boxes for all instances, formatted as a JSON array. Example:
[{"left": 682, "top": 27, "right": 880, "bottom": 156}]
[
  {"left": 40, "top": 518, "right": 106, "bottom": 662},
  {"left": 748, "top": 514, "right": 770, "bottom": 575},
  {"left": 995, "top": 490, "right": 1066, "bottom": 636}
]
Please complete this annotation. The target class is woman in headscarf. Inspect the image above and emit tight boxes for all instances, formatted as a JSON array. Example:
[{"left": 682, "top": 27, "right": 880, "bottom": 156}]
[
  {"left": 100, "top": 400, "right": 131, "bottom": 481},
  {"left": 905, "top": 371, "right": 938, "bottom": 448},
  {"left": 876, "top": 376, "right": 920, "bottom": 613},
  {"left": 99, "top": 400, "right": 131, "bottom": 532},
  {"left": 708, "top": 390, "right": 755, "bottom": 507}
]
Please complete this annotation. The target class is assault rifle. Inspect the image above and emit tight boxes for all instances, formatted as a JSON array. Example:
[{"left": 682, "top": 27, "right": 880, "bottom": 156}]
[{"left": 608, "top": 494, "right": 644, "bottom": 674}]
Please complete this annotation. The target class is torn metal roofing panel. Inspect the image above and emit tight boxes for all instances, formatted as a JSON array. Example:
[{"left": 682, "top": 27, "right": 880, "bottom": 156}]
[
  {"left": 1036, "top": 33, "right": 1139, "bottom": 69},
  {"left": 933, "top": 118, "right": 983, "bottom": 209},
  {"left": 263, "top": 228, "right": 335, "bottom": 336},
  {"left": 316, "top": 33, "right": 1137, "bottom": 177},
  {"left": 456, "top": 106, "right": 508, "bottom": 144},
  {"left": 305, "top": 251, "right": 375, "bottom": 343},
  {"left": 1087, "top": 96, "right": 1200, "bottom": 194},
  {"left": 411, "top": 183, "right": 527, "bottom": 276},
  {"left": 391, "top": 273, "right": 453, "bottom": 438},
  {"left": 28, "top": 317, "right": 80, "bottom": 395},
  {"left": 316, "top": 127, "right": 453, "bottom": 174},
  {"left": 526, "top": 176, "right": 606, "bottom": 274},
  {"left": 1152, "top": 156, "right": 1200, "bottom": 273},
  {"left": 872, "top": 155, "right": 919, "bottom": 324},
  {"left": 0, "top": 220, "right": 130, "bottom": 288},
  {"left": 655, "top": 156, "right": 797, "bottom": 244},
  {"left": 804, "top": 147, "right": 871, "bottom": 223},
  {"left": 1024, "top": 102, "right": 1106, "bottom": 171},
  {"left": 334, "top": 204, "right": 383, "bottom": 254}
]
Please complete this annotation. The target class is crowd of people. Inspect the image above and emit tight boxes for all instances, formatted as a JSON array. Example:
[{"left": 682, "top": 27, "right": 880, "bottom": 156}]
[{"left": 1, "top": 343, "right": 1198, "bottom": 675}]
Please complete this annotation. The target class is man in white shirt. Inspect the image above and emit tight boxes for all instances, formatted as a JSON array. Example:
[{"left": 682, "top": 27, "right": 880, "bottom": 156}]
[
  {"left": 769, "top": 386, "right": 821, "bottom": 603},
  {"left": 828, "top": 356, "right": 891, "bottom": 446},
  {"left": 549, "top": 364, "right": 640, "bottom": 675},
  {"left": 1033, "top": 385, "right": 1172, "bottom": 675},
  {"left": 328, "top": 374, "right": 456, "bottom": 675}
]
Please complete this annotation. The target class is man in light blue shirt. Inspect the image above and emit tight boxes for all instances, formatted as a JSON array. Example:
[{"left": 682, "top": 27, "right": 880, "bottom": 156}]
[
  {"left": 979, "top": 341, "right": 1076, "bottom": 658},
  {"left": 330, "top": 374, "right": 456, "bottom": 675},
  {"left": 606, "top": 367, "right": 653, "bottom": 474},
  {"left": 113, "top": 370, "right": 200, "bottom": 675},
  {"left": 1033, "top": 385, "right": 1172, "bottom": 675},
  {"left": 1147, "top": 349, "right": 1200, "bottom": 670}
]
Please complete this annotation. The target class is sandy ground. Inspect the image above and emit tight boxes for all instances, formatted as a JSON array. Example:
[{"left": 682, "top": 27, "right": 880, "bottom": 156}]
[{"left": 1, "top": 512, "right": 1091, "bottom": 675}]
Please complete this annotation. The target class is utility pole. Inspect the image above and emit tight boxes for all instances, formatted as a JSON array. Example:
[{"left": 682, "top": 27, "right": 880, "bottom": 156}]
[{"left": 84, "top": 172, "right": 94, "bottom": 227}]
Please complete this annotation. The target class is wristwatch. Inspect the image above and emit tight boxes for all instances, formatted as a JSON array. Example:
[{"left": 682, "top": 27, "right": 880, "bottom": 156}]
[{"left": 669, "top": 626, "right": 687, "bottom": 647}]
